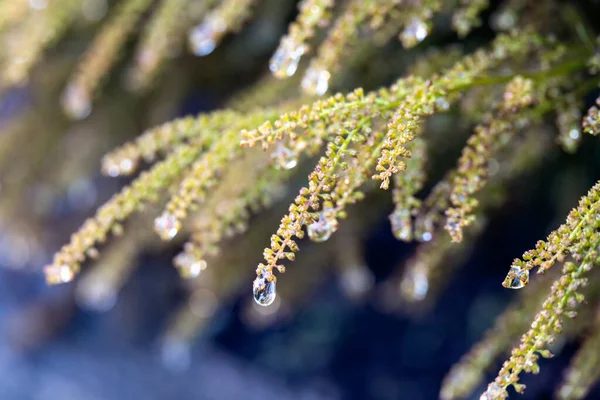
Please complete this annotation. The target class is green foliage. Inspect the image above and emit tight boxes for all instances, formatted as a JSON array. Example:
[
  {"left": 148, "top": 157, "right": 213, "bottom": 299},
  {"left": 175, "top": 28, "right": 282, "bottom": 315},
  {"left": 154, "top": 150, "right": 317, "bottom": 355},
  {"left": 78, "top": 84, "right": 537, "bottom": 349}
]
[{"left": 3, "top": 0, "right": 600, "bottom": 398}]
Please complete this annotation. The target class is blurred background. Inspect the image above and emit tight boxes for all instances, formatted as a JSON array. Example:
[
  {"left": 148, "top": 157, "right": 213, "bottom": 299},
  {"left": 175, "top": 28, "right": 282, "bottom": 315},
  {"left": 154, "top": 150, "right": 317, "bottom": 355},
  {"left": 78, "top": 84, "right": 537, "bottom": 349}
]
[{"left": 1, "top": 0, "right": 600, "bottom": 399}]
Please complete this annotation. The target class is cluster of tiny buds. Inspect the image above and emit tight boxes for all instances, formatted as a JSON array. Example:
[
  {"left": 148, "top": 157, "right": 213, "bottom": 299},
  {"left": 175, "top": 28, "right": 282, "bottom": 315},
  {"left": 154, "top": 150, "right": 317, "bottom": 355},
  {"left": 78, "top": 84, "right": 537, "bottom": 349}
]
[{"left": 583, "top": 97, "right": 600, "bottom": 136}]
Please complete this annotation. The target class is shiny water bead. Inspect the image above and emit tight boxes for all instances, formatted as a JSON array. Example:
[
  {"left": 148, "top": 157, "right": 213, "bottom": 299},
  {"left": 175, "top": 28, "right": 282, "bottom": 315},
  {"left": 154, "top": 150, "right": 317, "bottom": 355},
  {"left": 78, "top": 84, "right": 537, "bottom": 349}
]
[
  {"left": 44, "top": 264, "right": 75, "bottom": 285},
  {"left": 61, "top": 83, "right": 92, "bottom": 120},
  {"left": 75, "top": 279, "right": 117, "bottom": 312},
  {"left": 401, "top": 269, "right": 429, "bottom": 301},
  {"left": 339, "top": 266, "right": 374, "bottom": 298},
  {"left": 421, "top": 231, "right": 433, "bottom": 242},
  {"left": 253, "top": 272, "right": 277, "bottom": 306},
  {"left": 154, "top": 212, "right": 180, "bottom": 240},
  {"left": 307, "top": 210, "right": 338, "bottom": 242},
  {"left": 491, "top": 9, "right": 517, "bottom": 31},
  {"left": 174, "top": 252, "right": 207, "bottom": 278},
  {"left": 389, "top": 209, "right": 412, "bottom": 242},
  {"left": 269, "top": 38, "right": 305, "bottom": 78},
  {"left": 270, "top": 143, "right": 298, "bottom": 170},
  {"left": 502, "top": 265, "right": 529, "bottom": 289},
  {"left": 400, "top": 18, "right": 428, "bottom": 48},
  {"left": 301, "top": 66, "right": 330, "bottom": 96},
  {"left": 102, "top": 157, "right": 135, "bottom": 177},
  {"left": 188, "top": 17, "right": 226, "bottom": 56},
  {"left": 435, "top": 96, "right": 450, "bottom": 111}
]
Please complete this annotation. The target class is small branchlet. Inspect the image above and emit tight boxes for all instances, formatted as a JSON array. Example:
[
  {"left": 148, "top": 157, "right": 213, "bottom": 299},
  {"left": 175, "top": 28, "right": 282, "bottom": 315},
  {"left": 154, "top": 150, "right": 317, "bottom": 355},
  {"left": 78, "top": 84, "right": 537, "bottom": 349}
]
[
  {"left": 269, "top": 0, "right": 335, "bottom": 79},
  {"left": 505, "top": 181, "right": 600, "bottom": 287},
  {"left": 62, "top": 0, "right": 155, "bottom": 119},
  {"left": 127, "top": 0, "right": 192, "bottom": 91},
  {"left": 555, "top": 308, "right": 600, "bottom": 400},
  {"left": 188, "top": 0, "right": 257, "bottom": 57},
  {"left": 484, "top": 182, "right": 600, "bottom": 398},
  {"left": 101, "top": 110, "right": 244, "bottom": 177},
  {"left": 388, "top": 138, "right": 427, "bottom": 242},
  {"left": 445, "top": 76, "right": 536, "bottom": 242}
]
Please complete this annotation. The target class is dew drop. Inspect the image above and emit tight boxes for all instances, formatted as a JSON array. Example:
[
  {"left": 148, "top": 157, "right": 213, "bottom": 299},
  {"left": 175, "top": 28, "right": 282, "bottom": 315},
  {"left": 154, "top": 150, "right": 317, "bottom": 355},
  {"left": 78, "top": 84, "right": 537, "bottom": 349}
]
[
  {"left": 389, "top": 209, "right": 412, "bottom": 242},
  {"left": 154, "top": 213, "right": 180, "bottom": 240},
  {"left": 61, "top": 83, "right": 91, "bottom": 120},
  {"left": 253, "top": 272, "right": 277, "bottom": 306},
  {"left": 269, "top": 39, "right": 305, "bottom": 78},
  {"left": 301, "top": 66, "right": 330, "bottom": 96},
  {"left": 401, "top": 269, "right": 429, "bottom": 301},
  {"left": 339, "top": 266, "right": 374, "bottom": 298},
  {"left": 44, "top": 264, "right": 75, "bottom": 284},
  {"left": 400, "top": 18, "right": 428, "bottom": 48},
  {"left": 188, "top": 17, "right": 225, "bottom": 56},
  {"left": 435, "top": 96, "right": 450, "bottom": 111},
  {"left": 307, "top": 210, "right": 338, "bottom": 242},
  {"left": 270, "top": 144, "right": 297, "bottom": 170},
  {"left": 502, "top": 265, "right": 529, "bottom": 289},
  {"left": 421, "top": 231, "right": 433, "bottom": 242},
  {"left": 75, "top": 279, "right": 117, "bottom": 312},
  {"left": 174, "top": 252, "right": 207, "bottom": 278}
]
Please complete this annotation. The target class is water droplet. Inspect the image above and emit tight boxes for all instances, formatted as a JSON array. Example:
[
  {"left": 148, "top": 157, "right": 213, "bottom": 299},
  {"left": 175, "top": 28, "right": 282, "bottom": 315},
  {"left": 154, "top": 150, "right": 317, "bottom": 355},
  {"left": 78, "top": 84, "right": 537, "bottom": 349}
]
[
  {"left": 421, "top": 231, "right": 433, "bottom": 242},
  {"left": 75, "top": 279, "right": 117, "bottom": 312},
  {"left": 301, "top": 66, "right": 330, "bottom": 96},
  {"left": 44, "top": 264, "right": 75, "bottom": 284},
  {"left": 253, "top": 272, "right": 277, "bottom": 306},
  {"left": 154, "top": 213, "right": 180, "bottom": 240},
  {"left": 503, "top": 265, "right": 529, "bottom": 289},
  {"left": 269, "top": 39, "right": 305, "bottom": 78},
  {"left": 339, "top": 266, "right": 374, "bottom": 298},
  {"left": 569, "top": 129, "right": 580, "bottom": 140},
  {"left": 491, "top": 10, "right": 517, "bottom": 31},
  {"left": 270, "top": 144, "right": 297, "bottom": 170},
  {"left": 401, "top": 268, "right": 429, "bottom": 301},
  {"left": 188, "top": 17, "right": 225, "bottom": 56},
  {"left": 61, "top": 84, "right": 91, "bottom": 120},
  {"left": 389, "top": 209, "right": 412, "bottom": 241},
  {"left": 102, "top": 157, "right": 136, "bottom": 177},
  {"left": 400, "top": 18, "right": 428, "bottom": 48},
  {"left": 435, "top": 96, "right": 450, "bottom": 111},
  {"left": 307, "top": 209, "right": 338, "bottom": 242},
  {"left": 174, "top": 252, "right": 207, "bottom": 278}
]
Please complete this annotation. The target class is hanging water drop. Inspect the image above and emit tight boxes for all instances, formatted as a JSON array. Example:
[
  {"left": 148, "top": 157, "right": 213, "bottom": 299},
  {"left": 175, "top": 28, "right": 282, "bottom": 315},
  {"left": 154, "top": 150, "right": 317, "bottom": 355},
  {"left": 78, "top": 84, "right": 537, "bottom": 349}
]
[
  {"left": 61, "top": 83, "right": 92, "bottom": 120},
  {"left": 44, "top": 264, "right": 75, "bottom": 284},
  {"left": 400, "top": 17, "right": 428, "bottom": 48},
  {"left": 502, "top": 265, "right": 529, "bottom": 289},
  {"left": 174, "top": 252, "right": 207, "bottom": 278},
  {"left": 188, "top": 17, "right": 225, "bottom": 56},
  {"left": 271, "top": 144, "right": 298, "bottom": 170},
  {"left": 269, "top": 39, "right": 305, "bottom": 78},
  {"left": 253, "top": 272, "right": 277, "bottom": 306},
  {"left": 301, "top": 66, "right": 330, "bottom": 96},
  {"left": 435, "top": 96, "right": 450, "bottom": 111},
  {"left": 307, "top": 209, "right": 338, "bottom": 242},
  {"left": 154, "top": 212, "right": 180, "bottom": 240},
  {"left": 389, "top": 209, "right": 412, "bottom": 241}
]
